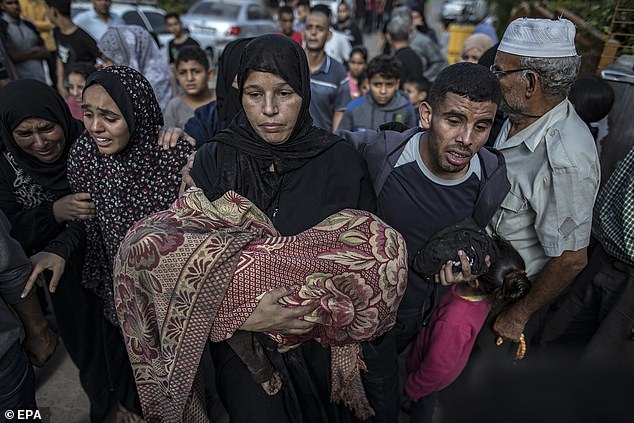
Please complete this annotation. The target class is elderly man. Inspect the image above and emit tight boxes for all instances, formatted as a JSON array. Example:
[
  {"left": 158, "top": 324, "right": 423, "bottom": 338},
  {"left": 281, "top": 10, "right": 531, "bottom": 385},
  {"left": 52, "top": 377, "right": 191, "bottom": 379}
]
[{"left": 487, "top": 18, "right": 600, "bottom": 345}]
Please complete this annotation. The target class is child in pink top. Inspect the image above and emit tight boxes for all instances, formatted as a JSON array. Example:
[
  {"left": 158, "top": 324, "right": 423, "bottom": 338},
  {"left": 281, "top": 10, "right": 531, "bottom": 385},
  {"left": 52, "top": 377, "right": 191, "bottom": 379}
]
[{"left": 405, "top": 237, "right": 531, "bottom": 422}]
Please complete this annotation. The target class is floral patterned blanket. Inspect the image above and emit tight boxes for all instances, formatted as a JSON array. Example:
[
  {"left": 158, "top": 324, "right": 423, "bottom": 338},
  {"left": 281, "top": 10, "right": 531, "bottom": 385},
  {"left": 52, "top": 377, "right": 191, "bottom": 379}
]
[{"left": 113, "top": 189, "right": 407, "bottom": 422}]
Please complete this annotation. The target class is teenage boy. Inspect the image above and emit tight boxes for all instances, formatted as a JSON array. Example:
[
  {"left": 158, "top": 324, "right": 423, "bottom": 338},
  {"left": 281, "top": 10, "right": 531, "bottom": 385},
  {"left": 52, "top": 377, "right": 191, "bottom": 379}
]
[
  {"left": 165, "top": 12, "right": 200, "bottom": 65},
  {"left": 277, "top": 5, "right": 302, "bottom": 45},
  {"left": 163, "top": 45, "right": 214, "bottom": 128},
  {"left": 45, "top": 0, "right": 109, "bottom": 98},
  {"left": 339, "top": 54, "right": 416, "bottom": 132}
]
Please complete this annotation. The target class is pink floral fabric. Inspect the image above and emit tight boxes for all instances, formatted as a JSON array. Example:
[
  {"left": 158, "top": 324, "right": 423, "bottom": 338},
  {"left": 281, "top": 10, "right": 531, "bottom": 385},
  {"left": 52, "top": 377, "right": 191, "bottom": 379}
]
[{"left": 114, "top": 189, "right": 407, "bottom": 422}]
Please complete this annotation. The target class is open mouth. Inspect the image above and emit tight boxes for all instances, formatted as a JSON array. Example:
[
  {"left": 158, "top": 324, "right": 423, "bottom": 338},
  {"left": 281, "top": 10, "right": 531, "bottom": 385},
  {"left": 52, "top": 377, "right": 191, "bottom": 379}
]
[
  {"left": 446, "top": 150, "right": 470, "bottom": 166},
  {"left": 93, "top": 136, "right": 112, "bottom": 148}
]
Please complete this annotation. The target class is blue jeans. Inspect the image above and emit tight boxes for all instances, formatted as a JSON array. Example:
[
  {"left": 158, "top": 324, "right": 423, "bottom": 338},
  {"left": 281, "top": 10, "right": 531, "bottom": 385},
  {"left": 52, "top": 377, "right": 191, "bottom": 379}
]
[{"left": 0, "top": 342, "right": 37, "bottom": 422}]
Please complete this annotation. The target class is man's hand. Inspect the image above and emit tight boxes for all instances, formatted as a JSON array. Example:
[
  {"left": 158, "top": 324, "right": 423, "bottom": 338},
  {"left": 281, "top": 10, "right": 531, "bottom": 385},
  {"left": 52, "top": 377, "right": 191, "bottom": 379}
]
[
  {"left": 180, "top": 151, "right": 197, "bottom": 196},
  {"left": 52, "top": 192, "right": 96, "bottom": 223},
  {"left": 433, "top": 250, "right": 490, "bottom": 286},
  {"left": 21, "top": 252, "right": 66, "bottom": 298},
  {"left": 158, "top": 126, "right": 196, "bottom": 150},
  {"left": 493, "top": 306, "right": 528, "bottom": 342},
  {"left": 23, "top": 327, "right": 58, "bottom": 368},
  {"left": 240, "top": 286, "right": 319, "bottom": 335}
]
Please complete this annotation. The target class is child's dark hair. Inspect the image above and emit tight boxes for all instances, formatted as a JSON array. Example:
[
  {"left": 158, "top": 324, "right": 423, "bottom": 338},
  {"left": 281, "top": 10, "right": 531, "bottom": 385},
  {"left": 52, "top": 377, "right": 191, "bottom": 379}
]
[
  {"left": 164, "top": 12, "right": 180, "bottom": 22},
  {"left": 404, "top": 76, "right": 430, "bottom": 94},
  {"left": 278, "top": 5, "right": 294, "bottom": 16},
  {"left": 66, "top": 62, "right": 96, "bottom": 80},
  {"left": 366, "top": 55, "right": 401, "bottom": 81},
  {"left": 478, "top": 237, "right": 531, "bottom": 308},
  {"left": 175, "top": 46, "right": 210, "bottom": 71},
  {"left": 427, "top": 62, "right": 501, "bottom": 108},
  {"left": 350, "top": 46, "right": 368, "bottom": 63},
  {"left": 45, "top": 0, "right": 71, "bottom": 17},
  {"left": 569, "top": 76, "right": 615, "bottom": 125}
]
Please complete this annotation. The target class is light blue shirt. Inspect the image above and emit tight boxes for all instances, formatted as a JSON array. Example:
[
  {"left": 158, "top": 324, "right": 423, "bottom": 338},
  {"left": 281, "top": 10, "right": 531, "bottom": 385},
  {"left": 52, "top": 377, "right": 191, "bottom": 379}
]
[{"left": 74, "top": 9, "right": 123, "bottom": 41}]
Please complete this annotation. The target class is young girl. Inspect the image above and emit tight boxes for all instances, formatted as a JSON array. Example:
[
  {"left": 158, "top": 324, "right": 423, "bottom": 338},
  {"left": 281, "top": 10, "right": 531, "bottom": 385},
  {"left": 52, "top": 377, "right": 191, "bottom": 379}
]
[
  {"left": 405, "top": 235, "right": 531, "bottom": 422},
  {"left": 348, "top": 46, "right": 368, "bottom": 100},
  {"left": 65, "top": 62, "right": 95, "bottom": 120}
]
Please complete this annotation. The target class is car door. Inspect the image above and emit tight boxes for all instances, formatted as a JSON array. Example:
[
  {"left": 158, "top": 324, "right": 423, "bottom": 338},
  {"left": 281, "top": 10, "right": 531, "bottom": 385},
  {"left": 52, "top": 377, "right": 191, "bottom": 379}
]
[{"left": 245, "top": 4, "right": 275, "bottom": 36}]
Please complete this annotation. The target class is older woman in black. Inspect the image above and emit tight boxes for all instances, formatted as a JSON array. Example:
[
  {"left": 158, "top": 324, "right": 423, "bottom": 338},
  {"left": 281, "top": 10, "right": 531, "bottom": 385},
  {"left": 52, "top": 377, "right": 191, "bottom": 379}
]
[
  {"left": 189, "top": 34, "right": 384, "bottom": 422},
  {"left": 0, "top": 80, "right": 115, "bottom": 422}
]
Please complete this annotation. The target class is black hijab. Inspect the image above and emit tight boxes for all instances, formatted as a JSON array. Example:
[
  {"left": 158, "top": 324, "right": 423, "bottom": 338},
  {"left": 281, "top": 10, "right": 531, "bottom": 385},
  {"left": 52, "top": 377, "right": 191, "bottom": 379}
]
[
  {"left": 216, "top": 37, "right": 253, "bottom": 126},
  {"left": 0, "top": 79, "right": 84, "bottom": 198},
  {"left": 192, "top": 34, "right": 340, "bottom": 214}
]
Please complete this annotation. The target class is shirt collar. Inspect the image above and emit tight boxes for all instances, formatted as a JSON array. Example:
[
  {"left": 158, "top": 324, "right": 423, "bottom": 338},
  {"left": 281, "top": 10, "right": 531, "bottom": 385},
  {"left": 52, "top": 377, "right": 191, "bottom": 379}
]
[
  {"left": 495, "top": 99, "right": 571, "bottom": 152},
  {"left": 312, "top": 54, "right": 331, "bottom": 75}
]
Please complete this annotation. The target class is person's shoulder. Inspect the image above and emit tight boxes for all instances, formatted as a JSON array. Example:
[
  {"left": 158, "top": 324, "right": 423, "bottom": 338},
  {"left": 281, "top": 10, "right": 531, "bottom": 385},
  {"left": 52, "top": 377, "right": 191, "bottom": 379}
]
[
  {"left": 328, "top": 55, "right": 348, "bottom": 77},
  {"left": 346, "top": 96, "right": 366, "bottom": 112},
  {"left": 546, "top": 102, "right": 597, "bottom": 169}
]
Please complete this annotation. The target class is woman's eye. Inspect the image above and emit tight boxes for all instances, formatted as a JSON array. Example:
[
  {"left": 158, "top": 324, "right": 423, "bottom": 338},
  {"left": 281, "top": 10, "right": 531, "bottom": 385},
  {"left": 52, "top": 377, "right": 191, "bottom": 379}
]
[
  {"left": 447, "top": 119, "right": 460, "bottom": 125},
  {"left": 105, "top": 117, "right": 118, "bottom": 123}
]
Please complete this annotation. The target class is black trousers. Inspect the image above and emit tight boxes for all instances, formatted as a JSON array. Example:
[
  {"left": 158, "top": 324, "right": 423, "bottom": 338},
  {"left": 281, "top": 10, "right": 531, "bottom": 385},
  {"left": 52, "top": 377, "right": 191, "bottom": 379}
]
[{"left": 540, "top": 246, "right": 634, "bottom": 363}]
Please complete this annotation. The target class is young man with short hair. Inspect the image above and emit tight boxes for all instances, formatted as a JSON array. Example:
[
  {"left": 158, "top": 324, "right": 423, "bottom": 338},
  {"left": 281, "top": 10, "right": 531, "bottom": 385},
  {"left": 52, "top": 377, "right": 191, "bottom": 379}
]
[
  {"left": 339, "top": 54, "right": 416, "bottom": 132},
  {"left": 165, "top": 12, "right": 200, "bottom": 65},
  {"left": 277, "top": 5, "right": 302, "bottom": 45},
  {"left": 163, "top": 45, "right": 214, "bottom": 128},
  {"left": 303, "top": 6, "right": 351, "bottom": 131},
  {"left": 339, "top": 62, "right": 509, "bottom": 422},
  {"left": 45, "top": 0, "right": 109, "bottom": 98}
]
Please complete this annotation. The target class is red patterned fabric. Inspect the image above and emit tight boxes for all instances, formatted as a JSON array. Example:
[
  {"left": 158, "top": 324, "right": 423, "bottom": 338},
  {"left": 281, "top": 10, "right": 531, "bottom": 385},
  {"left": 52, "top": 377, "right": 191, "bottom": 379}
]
[{"left": 114, "top": 189, "right": 407, "bottom": 422}]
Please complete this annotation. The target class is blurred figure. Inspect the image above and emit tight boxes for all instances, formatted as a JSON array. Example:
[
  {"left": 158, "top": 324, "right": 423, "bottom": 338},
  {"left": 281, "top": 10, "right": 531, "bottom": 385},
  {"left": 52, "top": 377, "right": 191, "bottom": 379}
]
[
  {"left": 74, "top": 0, "right": 122, "bottom": 41},
  {"left": 312, "top": 4, "right": 351, "bottom": 65},
  {"left": 335, "top": 0, "right": 363, "bottom": 47},
  {"left": 1, "top": 0, "right": 48, "bottom": 82},
  {"left": 460, "top": 33, "right": 494, "bottom": 63},
  {"left": 294, "top": 0, "right": 309, "bottom": 32},
  {"left": 347, "top": 45, "right": 367, "bottom": 99},
  {"left": 569, "top": 75, "right": 615, "bottom": 144},
  {"left": 98, "top": 25, "right": 172, "bottom": 110},
  {"left": 65, "top": 62, "right": 95, "bottom": 120},
  {"left": 0, "top": 211, "right": 58, "bottom": 419},
  {"left": 19, "top": 0, "right": 56, "bottom": 86},
  {"left": 392, "top": 5, "right": 447, "bottom": 82},
  {"left": 164, "top": 12, "right": 200, "bottom": 66},
  {"left": 277, "top": 5, "right": 302, "bottom": 45},
  {"left": 386, "top": 13, "right": 422, "bottom": 87}
]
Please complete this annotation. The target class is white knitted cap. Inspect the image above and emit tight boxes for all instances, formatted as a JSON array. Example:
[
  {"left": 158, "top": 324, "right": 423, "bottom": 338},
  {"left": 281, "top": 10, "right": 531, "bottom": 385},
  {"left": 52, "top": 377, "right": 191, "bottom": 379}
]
[{"left": 498, "top": 18, "right": 578, "bottom": 58}]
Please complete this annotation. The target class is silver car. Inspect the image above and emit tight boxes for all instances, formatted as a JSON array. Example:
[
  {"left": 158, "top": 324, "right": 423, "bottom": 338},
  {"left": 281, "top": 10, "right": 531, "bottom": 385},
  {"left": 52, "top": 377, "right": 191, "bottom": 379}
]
[{"left": 181, "top": 0, "right": 279, "bottom": 63}]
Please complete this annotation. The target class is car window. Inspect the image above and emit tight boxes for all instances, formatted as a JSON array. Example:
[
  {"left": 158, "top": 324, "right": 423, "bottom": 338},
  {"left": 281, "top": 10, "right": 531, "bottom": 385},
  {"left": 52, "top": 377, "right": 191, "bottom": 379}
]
[
  {"left": 122, "top": 11, "right": 147, "bottom": 29},
  {"left": 144, "top": 11, "right": 169, "bottom": 34},
  {"left": 246, "top": 4, "right": 263, "bottom": 20},
  {"left": 189, "top": 2, "right": 240, "bottom": 18}
]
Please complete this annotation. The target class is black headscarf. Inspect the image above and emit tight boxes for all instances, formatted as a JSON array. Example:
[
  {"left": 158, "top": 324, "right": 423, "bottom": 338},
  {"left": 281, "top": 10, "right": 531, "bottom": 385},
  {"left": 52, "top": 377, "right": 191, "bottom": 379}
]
[
  {"left": 0, "top": 79, "right": 84, "bottom": 198},
  {"left": 216, "top": 37, "right": 253, "bottom": 127},
  {"left": 192, "top": 34, "right": 340, "bottom": 214}
]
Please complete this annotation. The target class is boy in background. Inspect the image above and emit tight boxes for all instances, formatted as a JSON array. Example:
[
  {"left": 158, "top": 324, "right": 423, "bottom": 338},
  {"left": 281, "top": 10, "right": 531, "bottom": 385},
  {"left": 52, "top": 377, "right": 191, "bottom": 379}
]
[
  {"left": 338, "top": 54, "right": 416, "bottom": 132},
  {"left": 165, "top": 12, "right": 199, "bottom": 65},
  {"left": 163, "top": 45, "right": 214, "bottom": 128},
  {"left": 278, "top": 5, "right": 302, "bottom": 45}
]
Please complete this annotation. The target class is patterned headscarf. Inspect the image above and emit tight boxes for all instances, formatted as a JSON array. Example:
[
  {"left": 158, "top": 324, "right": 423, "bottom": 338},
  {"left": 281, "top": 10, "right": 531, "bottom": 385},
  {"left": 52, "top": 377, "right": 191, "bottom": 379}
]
[
  {"left": 98, "top": 25, "right": 172, "bottom": 110},
  {"left": 68, "top": 65, "right": 194, "bottom": 323}
]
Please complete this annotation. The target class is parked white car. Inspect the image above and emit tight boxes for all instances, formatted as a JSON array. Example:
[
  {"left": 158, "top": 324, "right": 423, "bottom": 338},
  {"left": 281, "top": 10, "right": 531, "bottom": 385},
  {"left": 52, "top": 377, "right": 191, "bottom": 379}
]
[
  {"left": 181, "top": 0, "right": 278, "bottom": 64},
  {"left": 71, "top": 1, "right": 172, "bottom": 51}
]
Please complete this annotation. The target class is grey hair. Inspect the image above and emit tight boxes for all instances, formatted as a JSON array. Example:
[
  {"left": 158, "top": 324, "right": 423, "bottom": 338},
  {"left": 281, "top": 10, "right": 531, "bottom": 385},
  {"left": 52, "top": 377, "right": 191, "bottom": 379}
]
[
  {"left": 387, "top": 14, "right": 411, "bottom": 41},
  {"left": 518, "top": 55, "right": 581, "bottom": 97},
  {"left": 392, "top": 5, "right": 412, "bottom": 20}
]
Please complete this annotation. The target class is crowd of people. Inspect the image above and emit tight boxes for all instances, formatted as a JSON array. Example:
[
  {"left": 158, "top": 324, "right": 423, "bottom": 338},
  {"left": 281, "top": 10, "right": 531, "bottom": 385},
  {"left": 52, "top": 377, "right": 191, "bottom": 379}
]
[{"left": 0, "top": 0, "right": 633, "bottom": 423}]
